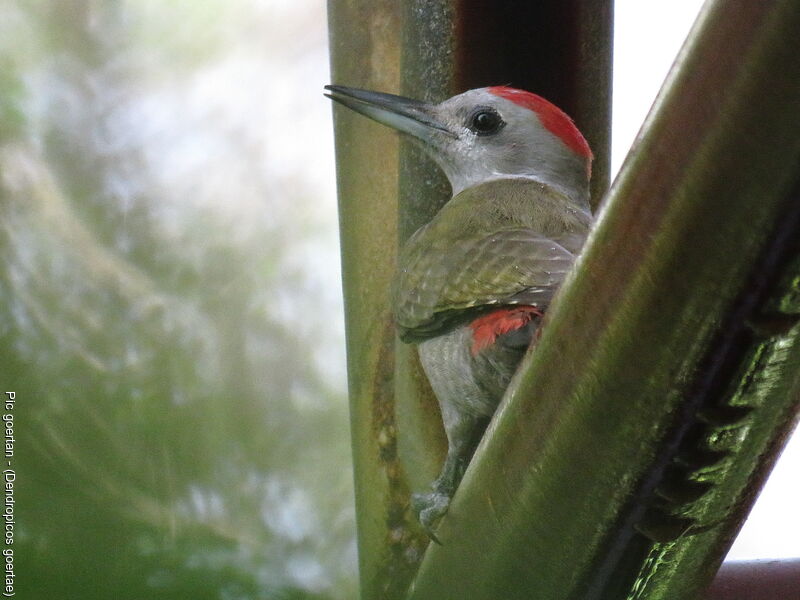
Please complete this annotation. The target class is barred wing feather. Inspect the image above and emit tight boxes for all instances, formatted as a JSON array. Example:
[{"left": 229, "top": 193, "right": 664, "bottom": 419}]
[{"left": 394, "top": 228, "right": 576, "bottom": 341}]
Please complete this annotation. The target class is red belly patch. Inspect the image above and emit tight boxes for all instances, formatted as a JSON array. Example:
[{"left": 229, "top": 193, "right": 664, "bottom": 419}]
[{"left": 469, "top": 306, "right": 543, "bottom": 356}]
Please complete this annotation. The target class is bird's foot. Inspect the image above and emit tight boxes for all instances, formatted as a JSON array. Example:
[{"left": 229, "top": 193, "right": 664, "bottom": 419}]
[{"left": 411, "top": 490, "right": 451, "bottom": 544}]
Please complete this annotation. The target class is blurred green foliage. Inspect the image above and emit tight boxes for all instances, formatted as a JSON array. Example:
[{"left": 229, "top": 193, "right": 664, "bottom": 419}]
[{"left": 0, "top": 1, "right": 355, "bottom": 598}]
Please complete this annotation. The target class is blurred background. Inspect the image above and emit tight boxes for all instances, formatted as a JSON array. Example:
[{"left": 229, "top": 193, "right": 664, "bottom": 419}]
[{"left": 0, "top": 1, "right": 795, "bottom": 599}]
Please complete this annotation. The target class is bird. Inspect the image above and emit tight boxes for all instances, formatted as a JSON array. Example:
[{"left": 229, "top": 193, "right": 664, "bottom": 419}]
[{"left": 325, "top": 84, "right": 593, "bottom": 540}]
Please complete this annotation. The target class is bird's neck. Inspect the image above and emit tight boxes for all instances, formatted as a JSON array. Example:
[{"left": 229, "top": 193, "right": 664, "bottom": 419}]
[{"left": 450, "top": 173, "right": 590, "bottom": 212}]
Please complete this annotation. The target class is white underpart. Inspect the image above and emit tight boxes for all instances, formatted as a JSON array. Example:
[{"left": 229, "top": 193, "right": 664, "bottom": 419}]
[{"left": 418, "top": 327, "right": 495, "bottom": 420}]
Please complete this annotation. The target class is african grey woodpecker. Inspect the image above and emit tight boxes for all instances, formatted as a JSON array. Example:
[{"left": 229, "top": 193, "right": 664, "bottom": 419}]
[{"left": 326, "top": 84, "right": 593, "bottom": 538}]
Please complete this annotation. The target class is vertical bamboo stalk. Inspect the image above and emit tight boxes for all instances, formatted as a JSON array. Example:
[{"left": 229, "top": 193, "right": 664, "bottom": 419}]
[{"left": 328, "top": 4, "right": 412, "bottom": 599}]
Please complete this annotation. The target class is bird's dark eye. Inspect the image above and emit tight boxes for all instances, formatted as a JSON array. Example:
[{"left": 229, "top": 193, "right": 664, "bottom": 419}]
[{"left": 468, "top": 108, "right": 504, "bottom": 135}]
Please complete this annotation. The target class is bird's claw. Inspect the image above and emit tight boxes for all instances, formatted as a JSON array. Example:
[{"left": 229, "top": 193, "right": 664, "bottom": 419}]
[{"left": 411, "top": 490, "right": 451, "bottom": 544}]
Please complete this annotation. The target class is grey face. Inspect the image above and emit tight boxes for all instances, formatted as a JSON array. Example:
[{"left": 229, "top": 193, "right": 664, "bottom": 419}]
[{"left": 422, "top": 89, "right": 589, "bottom": 200}]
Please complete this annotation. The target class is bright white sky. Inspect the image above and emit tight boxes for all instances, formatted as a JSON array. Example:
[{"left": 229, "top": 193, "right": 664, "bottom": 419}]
[
  {"left": 612, "top": 0, "right": 708, "bottom": 173},
  {"left": 613, "top": 0, "right": 799, "bottom": 560}
]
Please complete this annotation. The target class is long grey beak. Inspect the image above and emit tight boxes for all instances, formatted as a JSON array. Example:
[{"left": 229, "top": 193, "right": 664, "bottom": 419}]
[{"left": 324, "top": 85, "right": 455, "bottom": 140}]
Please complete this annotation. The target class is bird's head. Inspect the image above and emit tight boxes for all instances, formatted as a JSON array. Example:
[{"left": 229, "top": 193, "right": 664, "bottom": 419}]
[{"left": 325, "top": 85, "right": 592, "bottom": 206}]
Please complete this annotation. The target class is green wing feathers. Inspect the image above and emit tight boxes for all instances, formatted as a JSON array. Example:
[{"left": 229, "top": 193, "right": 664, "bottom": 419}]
[
  {"left": 395, "top": 229, "right": 576, "bottom": 340},
  {"left": 392, "top": 179, "right": 591, "bottom": 342}
]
